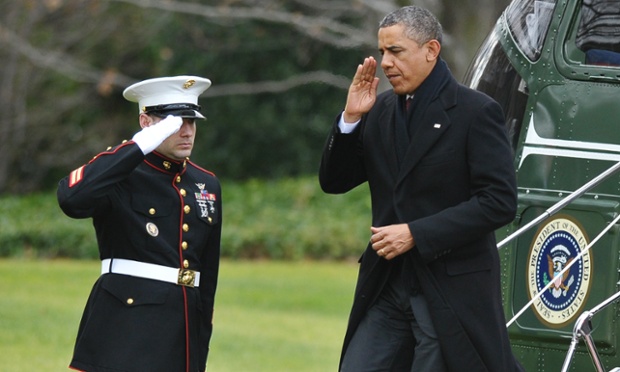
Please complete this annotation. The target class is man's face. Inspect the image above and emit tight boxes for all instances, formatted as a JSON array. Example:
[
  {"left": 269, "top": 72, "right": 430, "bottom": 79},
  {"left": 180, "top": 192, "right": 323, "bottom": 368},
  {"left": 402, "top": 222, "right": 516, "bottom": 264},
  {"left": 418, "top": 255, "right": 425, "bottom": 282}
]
[
  {"left": 378, "top": 24, "right": 438, "bottom": 95},
  {"left": 151, "top": 117, "right": 197, "bottom": 160}
]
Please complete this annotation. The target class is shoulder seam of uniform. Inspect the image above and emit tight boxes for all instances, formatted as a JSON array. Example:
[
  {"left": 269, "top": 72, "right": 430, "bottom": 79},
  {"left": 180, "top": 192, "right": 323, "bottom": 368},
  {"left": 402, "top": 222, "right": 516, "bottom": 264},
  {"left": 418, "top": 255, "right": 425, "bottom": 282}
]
[{"left": 187, "top": 160, "right": 216, "bottom": 177}]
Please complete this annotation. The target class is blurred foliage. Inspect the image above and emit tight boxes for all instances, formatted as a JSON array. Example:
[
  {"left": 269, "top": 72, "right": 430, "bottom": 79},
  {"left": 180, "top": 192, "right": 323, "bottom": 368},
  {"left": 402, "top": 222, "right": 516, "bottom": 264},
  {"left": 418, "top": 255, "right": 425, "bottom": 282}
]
[
  {"left": 0, "top": 192, "right": 97, "bottom": 258},
  {"left": 195, "top": 85, "right": 348, "bottom": 181},
  {"left": 0, "top": 0, "right": 509, "bottom": 194},
  {"left": 0, "top": 177, "right": 371, "bottom": 260},
  {"left": 0, "top": 0, "right": 366, "bottom": 193}
]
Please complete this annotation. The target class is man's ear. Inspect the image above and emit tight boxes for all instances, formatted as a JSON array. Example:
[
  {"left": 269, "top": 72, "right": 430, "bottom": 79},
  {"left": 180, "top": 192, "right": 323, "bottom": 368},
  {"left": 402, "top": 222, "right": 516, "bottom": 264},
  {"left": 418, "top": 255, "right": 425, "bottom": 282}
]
[
  {"left": 426, "top": 39, "right": 441, "bottom": 62},
  {"left": 139, "top": 113, "right": 153, "bottom": 129}
]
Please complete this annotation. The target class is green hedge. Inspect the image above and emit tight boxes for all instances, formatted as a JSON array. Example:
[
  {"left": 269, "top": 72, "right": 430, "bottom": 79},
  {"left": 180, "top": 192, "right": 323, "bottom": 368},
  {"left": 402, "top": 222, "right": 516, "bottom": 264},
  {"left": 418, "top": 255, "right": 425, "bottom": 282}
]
[{"left": 0, "top": 177, "right": 371, "bottom": 260}]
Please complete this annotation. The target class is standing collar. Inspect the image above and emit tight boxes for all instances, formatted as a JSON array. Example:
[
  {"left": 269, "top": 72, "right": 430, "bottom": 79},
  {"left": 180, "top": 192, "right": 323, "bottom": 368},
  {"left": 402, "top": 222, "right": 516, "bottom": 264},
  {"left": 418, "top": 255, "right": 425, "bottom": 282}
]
[{"left": 145, "top": 151, "right": 189, "bottom": 174}]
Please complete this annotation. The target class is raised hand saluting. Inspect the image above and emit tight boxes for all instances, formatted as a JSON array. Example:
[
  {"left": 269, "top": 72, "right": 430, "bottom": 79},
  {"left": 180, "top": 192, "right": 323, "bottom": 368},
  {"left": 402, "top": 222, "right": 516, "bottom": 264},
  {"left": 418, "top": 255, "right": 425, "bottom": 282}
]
[{"left": 343, "top": 56, "right": 380, "bottom": 123}]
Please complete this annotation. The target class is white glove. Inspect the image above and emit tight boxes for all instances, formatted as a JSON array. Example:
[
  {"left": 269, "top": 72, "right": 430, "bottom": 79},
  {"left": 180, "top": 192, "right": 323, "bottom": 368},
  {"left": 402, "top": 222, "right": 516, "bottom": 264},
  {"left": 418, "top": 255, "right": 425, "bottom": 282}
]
[{"left": 132, "top": 115, "right": 183, "bottom": 155}]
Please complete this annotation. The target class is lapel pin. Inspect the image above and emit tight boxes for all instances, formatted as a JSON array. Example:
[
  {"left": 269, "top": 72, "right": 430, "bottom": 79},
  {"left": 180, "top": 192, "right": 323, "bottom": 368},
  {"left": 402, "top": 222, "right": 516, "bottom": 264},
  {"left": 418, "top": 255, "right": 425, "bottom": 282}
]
[{"left": 434, "top": 123, "right": 442, "bottom": 129}]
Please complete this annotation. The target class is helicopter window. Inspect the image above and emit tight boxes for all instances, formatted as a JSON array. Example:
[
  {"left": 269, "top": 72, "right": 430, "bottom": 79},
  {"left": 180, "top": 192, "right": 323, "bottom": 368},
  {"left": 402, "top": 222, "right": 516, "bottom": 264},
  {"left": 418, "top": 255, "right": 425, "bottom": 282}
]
[
  {"left": 505, "top": 0, "right": 556, "bottom": 61},
  {"left": 575, "top": 0, "right": 620, "bottom": 66},
  {"left": 463, "top": 34, "right": 528, "bottom": 152}
]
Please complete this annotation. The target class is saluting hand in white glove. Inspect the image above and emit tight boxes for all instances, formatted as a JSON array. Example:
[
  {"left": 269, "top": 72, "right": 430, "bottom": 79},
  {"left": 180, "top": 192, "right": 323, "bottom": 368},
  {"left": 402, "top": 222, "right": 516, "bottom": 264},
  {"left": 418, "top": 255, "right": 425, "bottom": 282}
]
[{"left": 132, "top": 115, "right": 183, "bottom": 155}]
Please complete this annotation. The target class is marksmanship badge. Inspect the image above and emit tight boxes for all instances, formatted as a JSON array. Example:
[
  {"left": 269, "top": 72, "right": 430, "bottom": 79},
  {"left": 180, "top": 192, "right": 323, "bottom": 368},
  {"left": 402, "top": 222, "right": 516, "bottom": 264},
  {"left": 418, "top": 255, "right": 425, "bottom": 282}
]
[
  {"left": 194, "top": 183, "right": 217, "bottom": 219},
  {"left": 527, "top": 216, "right": 591, "bottom": 327},
  {"left": 146, "top": 222, "right": 159, "bottom": 237}
]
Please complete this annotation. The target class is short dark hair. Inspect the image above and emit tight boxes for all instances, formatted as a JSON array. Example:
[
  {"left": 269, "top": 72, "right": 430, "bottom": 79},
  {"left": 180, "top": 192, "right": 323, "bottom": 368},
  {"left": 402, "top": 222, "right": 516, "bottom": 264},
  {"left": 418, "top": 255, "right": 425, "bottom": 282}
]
[{"left": 379, "top": 6, "right": 443, "bottom": 46}]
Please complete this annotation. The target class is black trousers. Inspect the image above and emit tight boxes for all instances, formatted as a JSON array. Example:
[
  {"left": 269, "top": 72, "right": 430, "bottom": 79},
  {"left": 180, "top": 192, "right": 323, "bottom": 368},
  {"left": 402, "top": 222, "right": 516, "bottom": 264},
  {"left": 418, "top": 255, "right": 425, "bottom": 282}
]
[{"left": 341, "top": 259, "right": 448, "bottom": 372}]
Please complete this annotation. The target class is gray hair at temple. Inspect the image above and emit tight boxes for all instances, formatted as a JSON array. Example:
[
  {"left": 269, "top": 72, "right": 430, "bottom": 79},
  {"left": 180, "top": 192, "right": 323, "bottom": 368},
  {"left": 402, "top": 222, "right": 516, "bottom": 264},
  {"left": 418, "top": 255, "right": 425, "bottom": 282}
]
[{"left": 379, "top": 6, "right": 443, "bottom": 46}]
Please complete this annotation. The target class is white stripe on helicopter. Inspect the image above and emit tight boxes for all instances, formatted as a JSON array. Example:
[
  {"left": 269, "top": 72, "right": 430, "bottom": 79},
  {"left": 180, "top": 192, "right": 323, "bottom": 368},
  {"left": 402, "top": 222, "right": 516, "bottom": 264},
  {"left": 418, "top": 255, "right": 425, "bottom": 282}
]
[{"left": 519, "top": 115, "right": 620, "bottom": 167}]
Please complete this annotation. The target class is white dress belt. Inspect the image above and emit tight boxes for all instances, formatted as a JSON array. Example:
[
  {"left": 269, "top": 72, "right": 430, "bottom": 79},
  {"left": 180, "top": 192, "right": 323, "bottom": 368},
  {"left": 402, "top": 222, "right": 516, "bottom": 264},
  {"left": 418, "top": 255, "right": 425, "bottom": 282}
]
[{"left": 101, "top": 258, "right": 200, "bottom": 287}]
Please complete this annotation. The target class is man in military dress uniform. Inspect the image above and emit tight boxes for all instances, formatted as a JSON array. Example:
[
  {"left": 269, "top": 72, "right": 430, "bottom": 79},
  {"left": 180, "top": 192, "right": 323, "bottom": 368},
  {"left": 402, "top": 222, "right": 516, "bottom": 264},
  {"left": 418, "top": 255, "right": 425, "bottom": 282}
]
[{"left": 57, "top": 76, "right": 222, "bottom": 372}]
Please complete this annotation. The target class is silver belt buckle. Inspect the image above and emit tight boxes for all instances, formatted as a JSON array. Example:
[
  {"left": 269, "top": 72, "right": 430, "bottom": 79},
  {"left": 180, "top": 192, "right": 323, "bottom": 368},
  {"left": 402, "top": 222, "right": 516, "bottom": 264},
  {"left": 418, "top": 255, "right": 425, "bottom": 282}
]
[{"left": 178, "top": 269, "right": 196, "bottom": 287}]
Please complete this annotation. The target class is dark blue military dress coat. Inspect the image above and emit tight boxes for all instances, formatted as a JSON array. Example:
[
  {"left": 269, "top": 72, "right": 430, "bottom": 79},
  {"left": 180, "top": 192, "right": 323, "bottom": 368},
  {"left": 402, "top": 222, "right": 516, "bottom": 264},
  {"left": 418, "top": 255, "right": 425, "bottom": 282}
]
[{"left": 58, "top": 141, "right": 221, "bottom": 372}]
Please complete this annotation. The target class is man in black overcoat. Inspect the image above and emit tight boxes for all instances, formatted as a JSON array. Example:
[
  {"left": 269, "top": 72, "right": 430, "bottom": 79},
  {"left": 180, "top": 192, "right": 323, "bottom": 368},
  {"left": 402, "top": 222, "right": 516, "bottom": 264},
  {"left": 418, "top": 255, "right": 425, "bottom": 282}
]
[
  {"left": 319, "top": 6, "right": 523, "bottom": 372},
  {"left": 58, "top": 76, "right": 221, "bottom": 372}
]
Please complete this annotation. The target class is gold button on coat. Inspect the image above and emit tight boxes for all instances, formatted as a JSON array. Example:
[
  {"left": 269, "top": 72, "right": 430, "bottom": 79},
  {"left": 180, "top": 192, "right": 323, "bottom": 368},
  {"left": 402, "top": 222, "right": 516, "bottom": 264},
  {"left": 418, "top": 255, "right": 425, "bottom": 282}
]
[
  {"left": 183, "top": 224, "right": 189, "bottom": 232},
  {"left": 149, "top": 208, "right": 156, "bottom": 215},
  {"left": 184, "top": 205, "right": 191, "bottom": 214},
  {"left": 180, "top": 189, "right": 187, "bottom": 197},
  {"left": 176, "top": 176, "right": 181, "bottom": 183},
  {"left": 182, "top": 241, "right": 188, "bottom": 250},
  {"left": 127, "top": 298, "right": 134, "bottom": 305},
  {"left": 183, "top": 260, "right": 189, "bottom": 268}
]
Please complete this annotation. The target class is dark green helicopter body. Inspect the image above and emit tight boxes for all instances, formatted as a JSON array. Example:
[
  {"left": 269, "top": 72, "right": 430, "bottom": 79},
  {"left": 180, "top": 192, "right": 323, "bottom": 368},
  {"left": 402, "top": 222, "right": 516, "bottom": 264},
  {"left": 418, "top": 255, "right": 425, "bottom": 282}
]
[{"left": 464, "top": 0, "right": 620, "bottom": 370}]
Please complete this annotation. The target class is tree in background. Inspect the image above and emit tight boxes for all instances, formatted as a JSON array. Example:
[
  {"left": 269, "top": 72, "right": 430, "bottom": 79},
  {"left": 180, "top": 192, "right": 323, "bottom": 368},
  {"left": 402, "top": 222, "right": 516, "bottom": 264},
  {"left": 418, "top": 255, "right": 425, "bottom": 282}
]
[{"left": 0, "top": 0, "right": 508, "bottom": 194}]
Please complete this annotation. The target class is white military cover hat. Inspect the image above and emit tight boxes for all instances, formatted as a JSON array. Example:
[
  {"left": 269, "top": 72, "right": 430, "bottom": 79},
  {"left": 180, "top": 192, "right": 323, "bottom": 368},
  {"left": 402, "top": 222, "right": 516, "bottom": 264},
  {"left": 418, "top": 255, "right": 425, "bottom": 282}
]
[{"left": 123, "top": 75, "right": 211, "bottom": 120}]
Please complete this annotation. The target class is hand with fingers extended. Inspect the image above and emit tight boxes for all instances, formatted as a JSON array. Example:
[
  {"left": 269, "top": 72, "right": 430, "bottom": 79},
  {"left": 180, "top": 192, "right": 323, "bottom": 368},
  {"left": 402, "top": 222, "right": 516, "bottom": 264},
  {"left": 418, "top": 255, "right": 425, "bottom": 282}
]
[
  {"left": 343, "top": 56, "right": 381, "bottom": 123},
  {"left": 370, "top": 224, "right": 415, "bottom": 260},
  {"left": 132, "top": 115, "right": 183, "bottom": 155}
]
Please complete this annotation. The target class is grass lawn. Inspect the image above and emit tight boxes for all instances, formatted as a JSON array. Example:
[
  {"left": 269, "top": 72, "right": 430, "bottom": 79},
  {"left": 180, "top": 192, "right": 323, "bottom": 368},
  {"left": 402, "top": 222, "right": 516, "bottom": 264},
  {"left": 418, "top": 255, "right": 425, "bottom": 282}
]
[{"left": 0, "top": 259, "right": 358, "bottom": 371}]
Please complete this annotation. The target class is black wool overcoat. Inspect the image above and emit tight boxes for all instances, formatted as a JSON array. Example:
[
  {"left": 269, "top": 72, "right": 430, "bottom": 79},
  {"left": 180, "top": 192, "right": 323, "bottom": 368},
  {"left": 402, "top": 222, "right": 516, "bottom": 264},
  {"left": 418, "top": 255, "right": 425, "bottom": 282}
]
[{"left": 319, "top": 73, "right": 521, "bottom": 372}]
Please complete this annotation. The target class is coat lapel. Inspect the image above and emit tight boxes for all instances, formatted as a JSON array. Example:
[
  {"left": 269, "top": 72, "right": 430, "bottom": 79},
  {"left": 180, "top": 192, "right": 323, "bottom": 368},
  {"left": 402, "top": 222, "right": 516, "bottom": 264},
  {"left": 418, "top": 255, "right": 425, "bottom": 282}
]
[
  {"left": 396, "top": 80, "right": 458, "bottom": 186},
  {"left": 377, "top": 94, "right": 400, "bottom": 177}
]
